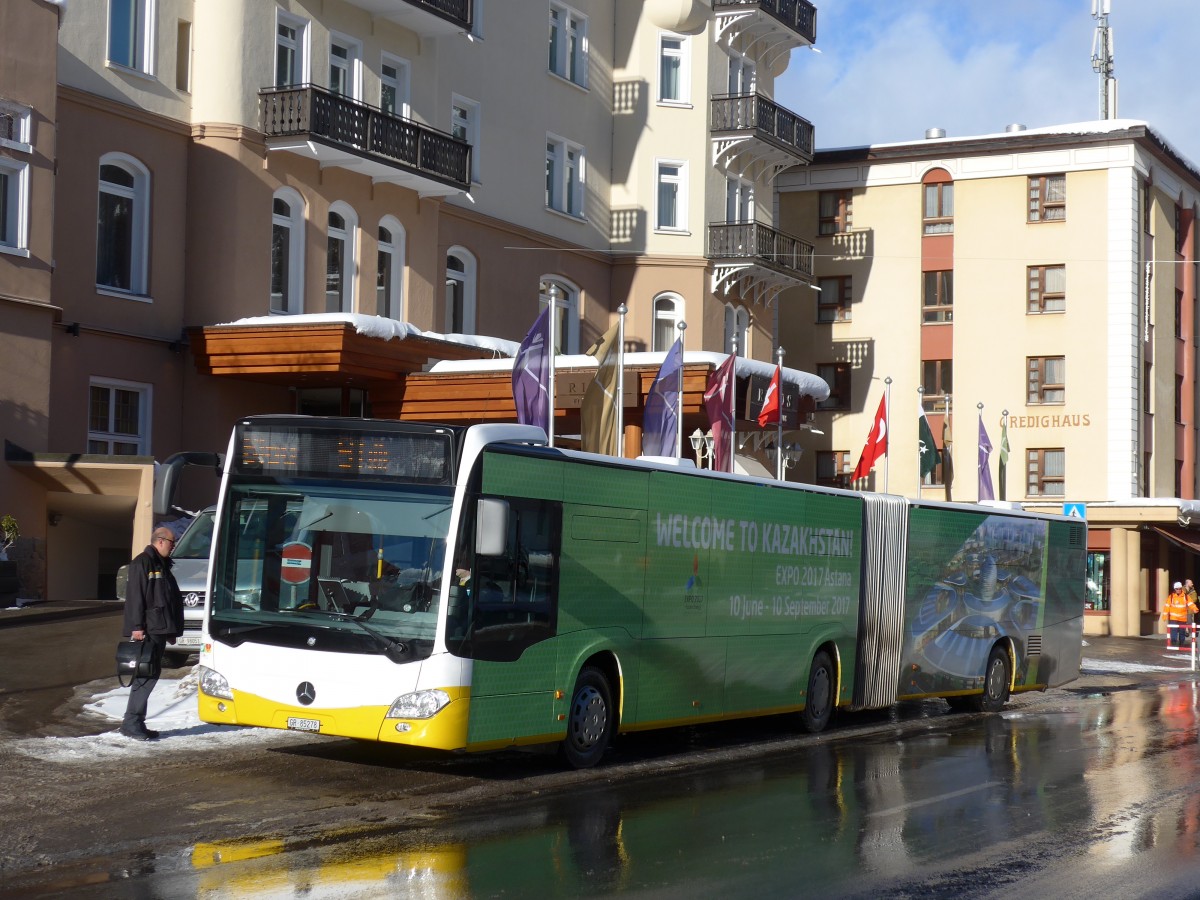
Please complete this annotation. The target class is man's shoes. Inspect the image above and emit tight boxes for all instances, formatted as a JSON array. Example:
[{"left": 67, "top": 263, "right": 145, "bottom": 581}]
[{"left": 120, "top": 726, "right": 160, "bottom": 741}]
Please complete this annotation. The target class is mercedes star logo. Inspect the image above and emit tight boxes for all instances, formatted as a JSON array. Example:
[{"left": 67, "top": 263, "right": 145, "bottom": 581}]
[{"left": 296, "top": 682, "right": 316, "bottom": 706}]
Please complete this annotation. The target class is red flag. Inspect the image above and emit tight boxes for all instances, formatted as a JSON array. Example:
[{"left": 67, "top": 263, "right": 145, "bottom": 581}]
[
  {"left": 756, "top": 366, "right": 781, "bottom": 427},
  {"left": 703, "top": 354, "right": 737, "bottom": 472},
  {"left": 852, "top": 394, "right": 888, "bottom": 481}
]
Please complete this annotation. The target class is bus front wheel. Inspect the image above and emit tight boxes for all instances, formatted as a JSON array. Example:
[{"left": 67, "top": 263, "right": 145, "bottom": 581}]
[
  {"left": 560, "top": 667, "right": 614, "bottom": 769},
  {"left": 800, "top": 650, "right": 835, "bottom": 733},
  {"left": 971, "top": 645, "right": 1011, "bottom": 713}
]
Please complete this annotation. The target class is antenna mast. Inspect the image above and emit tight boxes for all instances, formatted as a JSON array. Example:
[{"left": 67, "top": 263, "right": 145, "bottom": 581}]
[{"left": 1091, "top": 0, "right": 1117, "bottom": 119}]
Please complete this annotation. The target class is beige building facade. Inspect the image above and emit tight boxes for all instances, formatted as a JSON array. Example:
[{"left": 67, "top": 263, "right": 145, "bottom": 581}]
[
  {"left": 777, "top": 122, "right": 1200, "bottom": 637},
  {"left": 0, "top": 0, "right": 821, "bottom": 601}
]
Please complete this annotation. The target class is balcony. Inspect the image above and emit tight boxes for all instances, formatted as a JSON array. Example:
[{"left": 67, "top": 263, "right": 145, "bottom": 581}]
[
  {"left": 339, "top": 0, "right": 471, "bottom": 37},
  {"left": 713, "top": 0, "right": 817, "bottom": 65},
  {"left": 711, "top": 93, "right": 814, "bottom": 181},
  {"left": 708, "top": 221, "right": 815, "bottom": 303},
  {"left": 260, "top": 85, "right": 470, "bottom": 197}
]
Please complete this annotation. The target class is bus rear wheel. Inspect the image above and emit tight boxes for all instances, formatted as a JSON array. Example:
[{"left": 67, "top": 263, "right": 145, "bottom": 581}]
[
  {"left": 970, "top": 646, "right": 1011, "bottom": 713},
  {"left": 800, "top": 650, "right": 835, "bottom": 733},
  {"left": 560, "top": 667, "right": 614, "bottom": 769}
]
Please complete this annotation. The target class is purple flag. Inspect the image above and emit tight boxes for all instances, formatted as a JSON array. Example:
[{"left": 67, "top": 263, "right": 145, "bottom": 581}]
[
  {"left": 641, "top": 338, "right": 683, "bottom": 457},
  {"left": 978, "top": 415, "right": 995, "bottom": 501},
  {"left": 512, "top": 308, "right": 550, "bottom": 433}
]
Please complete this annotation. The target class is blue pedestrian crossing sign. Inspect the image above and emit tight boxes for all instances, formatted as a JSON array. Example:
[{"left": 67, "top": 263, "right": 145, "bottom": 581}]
[{"left": 1062, "top": 502, "right": 1086, "bottom": 520}]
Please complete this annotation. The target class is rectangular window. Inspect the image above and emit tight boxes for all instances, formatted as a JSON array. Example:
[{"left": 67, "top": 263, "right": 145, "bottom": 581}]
[
  {"left": 1028, "top": 175, "right": 1065, "bottom": 223},
  {"left": 546, "top": 136, "right": 585, "bottom": 218},
  {"left": 659, "top": 34, "right": 688, "bottom": 103},
  {"left": 0, "top": 160, "right": 28, "bottom": 252},
  {"left": 726, "top": 176, "right": 753, "bottom": 224},
  {"left": 549, "top": 2, "right": 588, "bottom": 88},
  {"left": 0, "top": 101, "right": 31, "bottom": 154},
  {"left": 816, "top": 275, "right": 851, "bottom": 323},
  {"left": 380, "top": 55, "right": 410, "bottom": 118},
  {"left": 451, "top": 96, "right": 480, "bottom": 183},
  {"left": 923, "top": 182, "right": 953, "bottom": 234},
  {"left": 922, "top": 360, "right": 953, "bottom": 406},
  {"left": 1028, "top": 265, "right": 1065, "bottom": 313},
  {"left": 88, "top": 380, "right": 149, "bottom": 455},
  {"left": 1027, "top": 356, "right": 1065, "bottom": 404},
  {"left": 656, "top": 161, "right": 686, "bottom": 230},
  {"left": 329, "top": 37, "right": 359, "bottom": 98},
  {"left": 275, "top": 14, "right": 306, "bottom": 87},
  {"left": 175, "top": 20, "right": 191, "bottom": 91},
  {"left": 108, "top": 0, "right": 153, "bottom": 74},
  {"left": 816, "top": 451, "right": 851, "bottom": 489},
  {"left": 818, "top": 190, "right": 852, "bottom": 235},
  {"left": 816, "top": 363, "right": 850, "bottom": 410},
  {"left": 1027, "top": 448, "right": 1065, "bottom": 497},
  {"left": 922, "top": 270, "right": 953, "bottom": 323}
]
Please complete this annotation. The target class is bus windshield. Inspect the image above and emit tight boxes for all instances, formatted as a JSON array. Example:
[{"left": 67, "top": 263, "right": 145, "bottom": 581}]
[{"left": 208, "top": 484, "right": 454, "bottom": 658}]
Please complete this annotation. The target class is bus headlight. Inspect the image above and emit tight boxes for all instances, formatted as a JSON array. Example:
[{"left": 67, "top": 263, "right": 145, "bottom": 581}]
[
  {"left": 198, "top": 665, "right": 233, "bottom": 700},
  {"left": 386, "top": 689, "right": 450, "bottom": 719}
]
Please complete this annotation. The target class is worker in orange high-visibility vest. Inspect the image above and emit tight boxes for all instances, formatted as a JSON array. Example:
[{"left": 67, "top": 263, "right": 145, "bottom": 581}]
[{"left": 1162, "top": 581, "right": 1199, "bottom": 649}]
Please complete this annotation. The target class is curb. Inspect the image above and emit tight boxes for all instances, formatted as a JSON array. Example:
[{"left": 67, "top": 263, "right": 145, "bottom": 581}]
[{"left": 0, "top": 602, "right": 122, "bottom": 629}]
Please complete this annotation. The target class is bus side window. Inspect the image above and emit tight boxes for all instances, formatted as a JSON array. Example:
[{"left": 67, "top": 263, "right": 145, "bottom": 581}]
[{"left": 465, "top": 497, "right": 561, "bottom": 663}]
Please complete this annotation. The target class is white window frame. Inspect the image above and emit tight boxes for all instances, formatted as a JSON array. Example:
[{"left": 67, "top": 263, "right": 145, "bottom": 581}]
[
  {"left": 546, "top": 134, "right": 585, "bottom": 219},
  {"left": 87, "top": 377, "right": 152, "bottom": 455},
  {"left": 270, "top": 187, "right": 305, "bottom": 315},
  {"left": 445, "top": 246, "right": 477, "bottom": 335},
  {"left": 95, "top": 152, "right": 150, "bottom": 297},
  {"left": 326, "top": 201, "right": 358, "bottom": 313},
  {"left": 0, "top": 100, "right": 33, "bottom": 154},
  {"left": 548, "top": 2, "right": 588, "bottom": 89},
  {"left": 377, "top": 215, "right": 405, "bottom": 321},
  {"left": 658, "top": 33, "right": 690, "bottom": 105},
  {"left": 539, "top": 276, "right": 580, "bottom": 354},
  {"left": 451, "top": 94, "right": 481, "bottom": 184},
  {"left": 652, "top": 292, "right": 683, "bottom": 353},
  {"left": 0, "top": 158, "right": 29, "bottom": 257},
  {"left": 728, "top": 51, "right": 756, "bottom": 95},
  {"left": 724, "top": 303, "right": 749, "bottom": 355},
  {"left": 726, "top": 175, "right": 754, "bottom": 224},
  {"left": 328, "top": 33, "right": 361, "bottom": 99},
  {"left": 380, "top": 53, "right": 411, "bottom": 119},
  {"left": 107, "top": 0, "right": 157, "bottom": 76},
  {"left": 655, "top": 159, "right": 688, "bottom": 232},
  {"left": 275, "top": 11, "right": 309, "bottom": 88}
]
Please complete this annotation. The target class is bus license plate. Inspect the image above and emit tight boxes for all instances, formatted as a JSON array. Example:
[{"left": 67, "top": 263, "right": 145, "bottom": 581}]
[{"left": 287, "top": 717, "right": 321, "bottom": 733}]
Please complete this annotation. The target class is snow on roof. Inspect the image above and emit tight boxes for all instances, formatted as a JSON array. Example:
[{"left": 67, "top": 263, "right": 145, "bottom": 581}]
[{"left": 212, "top": 315, "right": 830, "bottom": 401}]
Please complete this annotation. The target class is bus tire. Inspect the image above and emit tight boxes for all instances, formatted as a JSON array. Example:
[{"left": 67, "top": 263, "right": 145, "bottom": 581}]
[
  {"left": 971, "top": 645, "right": 1011, "bottom": 713},
  {"left": 560, "top": 667, "right": 614, "bottom": 769},
  {"left": 800, "top": 650, "right": 835, "bottom": 734}
]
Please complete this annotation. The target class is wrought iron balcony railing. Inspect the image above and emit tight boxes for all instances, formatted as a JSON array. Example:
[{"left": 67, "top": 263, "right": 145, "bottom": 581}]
[
  {"left": 712, "top": 0, "right": 817, "bottom": 45},
  {"left": 260, "top": 85, "right": 470, "bottom": 191},
  {"left": 708, "top": 221, "right": 815, "bottom": 279},
  {"left": 407, "top": 0, "right": 472, "bottom": 30},
  {"left": 711, "top": 93, "right": 814, "bottom": 161}
]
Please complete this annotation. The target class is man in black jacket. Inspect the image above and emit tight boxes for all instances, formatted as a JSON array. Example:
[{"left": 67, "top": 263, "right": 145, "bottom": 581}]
[{"left": 121, "top": 526, "right": 184, "bottom": 741}]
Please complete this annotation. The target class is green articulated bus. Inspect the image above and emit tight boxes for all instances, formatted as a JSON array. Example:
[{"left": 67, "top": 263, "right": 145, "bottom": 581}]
[{"left": 196, "top": 416, "right": 1086, "bottom": 768}]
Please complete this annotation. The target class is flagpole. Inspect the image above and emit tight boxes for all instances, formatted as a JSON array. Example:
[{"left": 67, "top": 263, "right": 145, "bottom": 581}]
[
  {"left": 616, "top": 304, "right": 626, "bottom": 458},
  {"left": 917, "top": 386, "right": 924, "bottom": 500},
  {"left": 730, "top": 335, "right": 738, "bottom": 474},
  {"left": 883, "top": 376, "right": 892, "bottom": 494},
  {"left": 546, "top": 285, "right": 558, "bottom": 448},
  {"left": 676, "top": 321, "right": 686, "bottom": 458},
  {"left": 776, "top": 346, "right": 785, "bottom": 481}
]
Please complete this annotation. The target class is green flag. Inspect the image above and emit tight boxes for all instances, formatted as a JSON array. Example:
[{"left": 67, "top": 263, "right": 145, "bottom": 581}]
[
  {"left": 918, "top": 405, "right": 940, "bottom": 480},
  {"left": 580, "top": 320, "right": 621, "bottom": 455},
  {"left": 998, "top": 416, "right": 1010, "bottom": 501}
]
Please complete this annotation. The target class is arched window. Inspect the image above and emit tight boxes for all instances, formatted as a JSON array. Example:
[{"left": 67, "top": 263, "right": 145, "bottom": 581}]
[
  {"left": 653, "top": 292, "right": 683, "bottom": 352},
  {"left": 96, "top": 153, "right": 150, "bottom": 295},
  {"left": 445, "top": 246, "right": 477, "bottom": 334},
  {"left": 724, "top": 303, "right": 749, "bottom": 355},
  {"left": 270, "top": 187, "right": 305, "bottom": 314},
  {"left": 326, "top": 201, "right": 358, "bottom": 312},
  {"left": 377, "top": 216, "right": 405, "bottom": 320},
  {"left": 922, "top": 168, "right": 954, "bottom": 235},
  {"left": 538, "top": 276, "right": 580, "bottom": 354}
]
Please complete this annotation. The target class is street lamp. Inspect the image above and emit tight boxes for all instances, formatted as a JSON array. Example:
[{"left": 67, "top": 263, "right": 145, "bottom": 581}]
[{"left": 689, "top": 428, "right": 715, "bottom": 468}]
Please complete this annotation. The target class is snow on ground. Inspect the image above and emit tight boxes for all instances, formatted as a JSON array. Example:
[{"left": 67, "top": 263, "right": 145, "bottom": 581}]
[{"left": 11, "top": 668, "right": 296, "bottom": 764}]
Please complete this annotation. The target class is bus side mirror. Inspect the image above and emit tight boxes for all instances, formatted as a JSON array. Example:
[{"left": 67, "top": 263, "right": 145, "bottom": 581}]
[{"left": 475, "top": 498, "right": 509, "bottom": 556}]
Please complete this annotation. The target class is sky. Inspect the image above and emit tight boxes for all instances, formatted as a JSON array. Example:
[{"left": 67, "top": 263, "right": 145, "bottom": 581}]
[{"left": 776, "top": 0, "right": 1200, "bottom": 162}]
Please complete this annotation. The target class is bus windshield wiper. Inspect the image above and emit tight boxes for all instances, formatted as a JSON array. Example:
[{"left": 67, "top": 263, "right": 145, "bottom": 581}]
[{"left": 323, "top": 609, "right": 409, "bottom": 663}]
